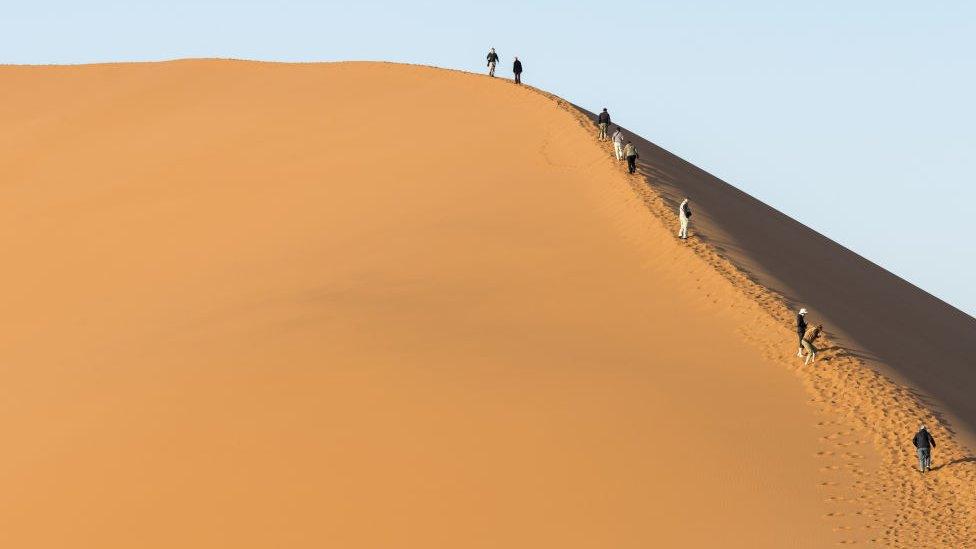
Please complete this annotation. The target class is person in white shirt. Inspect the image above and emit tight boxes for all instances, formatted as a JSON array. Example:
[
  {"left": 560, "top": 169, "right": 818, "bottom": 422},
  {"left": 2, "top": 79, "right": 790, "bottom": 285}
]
[
  {"left": 611, "top": 127, "right": 625, "bottom": 161},
  {"left": 678, "top": 198, "right": 692, "bottom": 239}
]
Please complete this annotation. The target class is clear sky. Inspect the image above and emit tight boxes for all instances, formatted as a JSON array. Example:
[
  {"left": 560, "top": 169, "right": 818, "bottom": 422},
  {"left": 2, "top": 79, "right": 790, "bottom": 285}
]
[{"left": 4, "top": 1, "right": 974, "bottom": 316}]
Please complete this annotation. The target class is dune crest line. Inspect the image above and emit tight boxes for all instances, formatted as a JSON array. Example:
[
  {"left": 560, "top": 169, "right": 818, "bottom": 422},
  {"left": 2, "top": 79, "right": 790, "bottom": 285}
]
[{"left": 524, "top": 85, "right": 976, "bottom": 545}]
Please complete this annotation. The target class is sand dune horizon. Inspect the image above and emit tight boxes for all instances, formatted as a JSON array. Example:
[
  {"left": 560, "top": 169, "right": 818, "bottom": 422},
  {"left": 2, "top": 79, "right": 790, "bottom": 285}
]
[{"left": 1, "top": 59, "right": 973, "bottom": 547}]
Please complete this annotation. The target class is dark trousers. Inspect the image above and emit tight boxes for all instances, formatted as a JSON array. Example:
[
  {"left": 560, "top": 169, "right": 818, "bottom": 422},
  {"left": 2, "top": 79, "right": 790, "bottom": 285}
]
[
  {"left": 627, "top": 155, "right": 637, "bottom": 173},
  {"left": 514, "top": 72, "right": 521, "bottom": 84},
  {"left": 917, "top": 447, "right": 931, "bottom": 471}
]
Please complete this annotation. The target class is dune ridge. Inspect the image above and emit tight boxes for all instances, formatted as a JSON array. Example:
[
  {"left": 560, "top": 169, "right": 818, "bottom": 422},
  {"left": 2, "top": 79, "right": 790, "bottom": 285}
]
[
  {"left": 540, "top": 96, "right": 976, "bottom": 545},
  {"left": 619, "top": 168, "right": 976, "bottom": 546}
]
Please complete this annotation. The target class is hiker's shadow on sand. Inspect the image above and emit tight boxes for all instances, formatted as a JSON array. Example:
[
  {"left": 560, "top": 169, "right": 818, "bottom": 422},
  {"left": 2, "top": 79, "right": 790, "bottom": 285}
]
[
  {"left": 931, "top": 457, "right": 976, "bottom": 472},
  {"left": 820, "top": 345, "right": 875, "bottom": 362}
]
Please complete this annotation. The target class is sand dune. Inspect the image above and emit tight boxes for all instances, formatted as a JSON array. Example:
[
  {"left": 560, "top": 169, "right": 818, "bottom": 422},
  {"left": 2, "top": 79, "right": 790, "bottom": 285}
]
[
  {"left": 606, "top": 112, "right": 976, "bottom": 452},
  {"left": 0, "top": 60, "right": 971, "bottom": 547}
]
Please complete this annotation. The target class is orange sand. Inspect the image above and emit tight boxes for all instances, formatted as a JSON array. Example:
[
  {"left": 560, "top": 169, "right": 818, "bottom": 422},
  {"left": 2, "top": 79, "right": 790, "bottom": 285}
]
[{"left": 0, "top": 60, "right": 970, "bottom": 547}]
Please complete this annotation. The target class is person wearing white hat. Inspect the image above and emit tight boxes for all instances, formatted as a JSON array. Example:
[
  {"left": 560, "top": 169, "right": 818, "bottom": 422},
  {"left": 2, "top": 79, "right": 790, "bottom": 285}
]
[
  {"left": 796, "top": 308, "right": 808, "bottom": 357},
  {"left": 912, "top": 424, "right": 936, "bottom": 472}
]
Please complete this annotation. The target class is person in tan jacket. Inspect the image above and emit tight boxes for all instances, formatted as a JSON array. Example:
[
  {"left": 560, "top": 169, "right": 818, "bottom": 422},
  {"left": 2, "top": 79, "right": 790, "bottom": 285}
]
[
  {"left": 801, "top": 324, "right": 823, "bottom": 365},
  {"left": 624, "top": 141, "right": 638, "bottom": 174}
]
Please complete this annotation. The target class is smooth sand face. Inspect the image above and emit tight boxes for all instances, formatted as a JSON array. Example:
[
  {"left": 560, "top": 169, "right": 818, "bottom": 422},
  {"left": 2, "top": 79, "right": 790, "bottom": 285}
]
[{"left": 1, "top": 61, "right": 872, "bottom": 547}]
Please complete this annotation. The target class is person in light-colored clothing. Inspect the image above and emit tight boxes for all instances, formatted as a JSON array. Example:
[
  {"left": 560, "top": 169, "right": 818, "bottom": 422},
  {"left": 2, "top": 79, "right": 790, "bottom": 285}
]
[
  {"left": 611, "top": 127, "right": 625, "bottom": 160},
  {"left": 678, "top": 198, "right": 691, "bottom": 239}
]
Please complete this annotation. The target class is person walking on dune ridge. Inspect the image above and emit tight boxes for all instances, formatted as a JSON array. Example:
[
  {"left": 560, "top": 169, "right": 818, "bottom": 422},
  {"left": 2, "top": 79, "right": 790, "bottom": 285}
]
[
  {"left": 513, "top": 57, "right": 523, "bottom": 84},
  {"left": 678, "top": 198, "right": 692, "bottom": 239},
  {"left": 624, "top": 141, "right": 638, "bottom": 174},
  {"left": 801, "top": 323, "right": 822, "bottom": 365},
  {"left": 796, "top": 308, "right": 808, "bottom": 357},
  {"left": 611, "top": 126, "right": 625, "bottom": 160},
  {"left": 913, "top": 425, "right": 936, "bottom": 472},
  {"left": 486, "top": 48, "right": 499, "bottom": 77},
  {"left": 597, "top": 108, "right": 611, "bottom": 140}
]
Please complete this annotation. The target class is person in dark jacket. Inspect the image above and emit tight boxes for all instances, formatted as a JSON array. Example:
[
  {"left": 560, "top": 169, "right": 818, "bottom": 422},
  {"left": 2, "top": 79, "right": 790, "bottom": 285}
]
[
  {"left": 624, "top": 141, "right": 638, "bottom": 174},
  {"left": 796, "top": 308, "right": 808, "bottom": 357},
  {"left": 513, "top": 57, "right": 523, "bottom": 84},
  {"left": 597, "top": 108, "right": 611, "bottom": 140},
  {"left": 913, "top": 425, "right": 936, "bottom": 472},
  {"left": 486, "top": 48, "right": 499, "bottom": 77}
]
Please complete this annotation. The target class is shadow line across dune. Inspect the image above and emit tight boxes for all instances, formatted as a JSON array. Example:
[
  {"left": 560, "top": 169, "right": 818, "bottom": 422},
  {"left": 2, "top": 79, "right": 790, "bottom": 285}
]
[
  {"left": 554, "top": 100, "right": 976, "bottom": 544},
  {"left": 931, "top": 457, "right": 976, "bottom": 472},
  {"left": 573, "top": 104, "right": 976, "bottom": 452}
]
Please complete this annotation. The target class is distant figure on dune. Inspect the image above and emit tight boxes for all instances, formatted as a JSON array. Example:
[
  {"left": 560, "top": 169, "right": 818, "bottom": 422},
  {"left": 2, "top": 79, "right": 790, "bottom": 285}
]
[
  {"left": 678, "top": 198, "right": 692, "bottom": 239},
  {"left": 624, "top": 141, "right": 638, "bottom": 174},
  {"left": 486, "top": 48, "right": 499, "bottom": 77},
  {"left": 801, "top": 323, "right": 823, "bottom": 365},
  {"left": 513, "top": 57, "right": 523, "bottom": 84},
  {"left": 597, "top": 108, "right": 611, "bottom": 140},
  {"left": 611, "top": 126, "right": 625, "bottom": 160},
  {"left": 796, "top": 308, "right": 808, "bottom": 357},
  {"left": 913, "top": 425, "right": 936, "bottom": 472}
]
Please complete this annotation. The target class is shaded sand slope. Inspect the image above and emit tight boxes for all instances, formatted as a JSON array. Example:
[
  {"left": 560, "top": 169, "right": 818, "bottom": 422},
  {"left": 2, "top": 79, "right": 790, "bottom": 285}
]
[
  {"left": 600, "top": 115, "right": 976, "bottom": 450},
  {"left": 0, "top": 60, "right": 902, "bottom": 546},
  {"left": 575, "top": 109, "right": 976, "bottom": 544}
]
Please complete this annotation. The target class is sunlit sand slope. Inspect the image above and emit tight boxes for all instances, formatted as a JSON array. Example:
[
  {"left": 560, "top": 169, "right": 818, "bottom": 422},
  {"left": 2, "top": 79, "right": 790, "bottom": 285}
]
[{"left": 0, "top": 60, "right": 967, "bottom": 547}]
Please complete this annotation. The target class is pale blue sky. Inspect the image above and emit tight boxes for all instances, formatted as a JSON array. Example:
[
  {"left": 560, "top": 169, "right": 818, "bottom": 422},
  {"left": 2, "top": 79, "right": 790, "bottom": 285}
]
[{"left": 3, "top": 1, "right": 974, "bottom": 315}]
